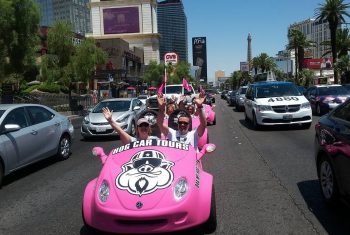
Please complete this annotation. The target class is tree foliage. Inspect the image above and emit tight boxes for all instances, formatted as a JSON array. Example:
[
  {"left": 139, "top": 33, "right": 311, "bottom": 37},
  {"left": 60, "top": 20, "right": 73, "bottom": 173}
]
[
  {"left": 0, "top": 0, "right": 40, "bottom": 80},
  {"left": 315, "top": 0, "right": 350, "bottom": 84}
]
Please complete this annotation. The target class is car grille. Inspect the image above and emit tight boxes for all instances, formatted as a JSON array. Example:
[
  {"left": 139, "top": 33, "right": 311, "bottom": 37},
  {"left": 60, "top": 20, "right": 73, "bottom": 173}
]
[
  {"left": 117, "top": 219, "right": 167, "bottom": 226},
  {"left": 89, "top": 129, "right": 114, "bottom": 134},
  {"left": 272, "top": 105, "right": 300, "bottom": 113},
  {"left": 91, "top": 122, "right": 109, "bottom": 125},
  {"left": 262, "top": 116, "right": 311, "bottom": 123}
]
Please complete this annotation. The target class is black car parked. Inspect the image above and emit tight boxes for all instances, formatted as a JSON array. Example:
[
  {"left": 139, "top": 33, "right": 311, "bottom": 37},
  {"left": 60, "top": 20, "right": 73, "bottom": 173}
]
[{"left": 315, "top": 97, "right": 350, "bottom": 204}]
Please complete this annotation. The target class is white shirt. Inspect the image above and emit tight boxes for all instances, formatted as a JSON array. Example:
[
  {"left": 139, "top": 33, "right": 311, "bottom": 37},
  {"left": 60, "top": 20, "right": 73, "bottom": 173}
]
[{"left": 167, "top": 128, "right": 198, "bottom": 149}]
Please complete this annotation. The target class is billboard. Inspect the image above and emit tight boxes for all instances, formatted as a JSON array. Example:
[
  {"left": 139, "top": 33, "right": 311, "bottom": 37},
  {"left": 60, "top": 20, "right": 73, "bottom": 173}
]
[
  {"left": 192, "top": 37, "right": 207, "bottom": 82},
  {"left": 103, "top": 7, "right": 140, "bottom": 34},
  {"left": 240, "top": 62, "right": 249, "bottom": 72},
  {"left": 304, "top": 58, "right": 333, "bottom": 70}
]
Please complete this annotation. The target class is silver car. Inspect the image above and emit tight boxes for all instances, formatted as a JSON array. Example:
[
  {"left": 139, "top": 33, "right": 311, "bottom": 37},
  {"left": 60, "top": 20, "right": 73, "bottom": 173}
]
[
  {"left": 81, "top": 98, "right": 145, "bottom": 139},
  {"left": 235, "top": 86, "right": 248, "bottom": 111},
  {"left": 0, "top": 104, "right": 74, "bottom": 186}
]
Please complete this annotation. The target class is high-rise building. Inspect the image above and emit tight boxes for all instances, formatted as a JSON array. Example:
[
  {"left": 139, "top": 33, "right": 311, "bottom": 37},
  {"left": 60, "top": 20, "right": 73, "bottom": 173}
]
[
  {"left": 88, "top": 0, "right": 160, "bottom": 65},
  {"left": 36, "top": 0, "right": 91, "bottom": 35},
  {"left": 247, "top": 33, "right": 252, "bottom": 71},
  {"left": 288, "top": 18, "right": 336, "bottom": 59},
  {"left": 215, "top": 70, "right": 225, "bottom": 87},
  {"left": 157, "top": 0, "right": 188, "bottom": 62}
]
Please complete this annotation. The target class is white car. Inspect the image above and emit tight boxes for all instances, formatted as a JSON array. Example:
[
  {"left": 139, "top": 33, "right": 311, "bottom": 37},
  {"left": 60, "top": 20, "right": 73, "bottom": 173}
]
[{"left": 244, "top": 81, "right": 312, "bottom": 129}]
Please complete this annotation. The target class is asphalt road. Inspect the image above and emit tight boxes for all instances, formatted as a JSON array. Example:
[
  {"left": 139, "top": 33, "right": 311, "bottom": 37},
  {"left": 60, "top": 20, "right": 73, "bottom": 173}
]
[{"left": 1, "top": 96, "right": 350, "bottom": 235}]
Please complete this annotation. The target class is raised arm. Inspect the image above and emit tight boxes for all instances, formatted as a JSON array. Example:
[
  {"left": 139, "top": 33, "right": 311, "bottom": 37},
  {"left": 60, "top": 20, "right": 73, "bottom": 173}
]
[
  {"left": 194, "top": 92, "right": 207, "bottom": 137},
  {"left": 156, "top": 93, "right": 169, "bottom": 136},
  {"left": 102, "top": 107, "right": 132, "bottom": 144}
]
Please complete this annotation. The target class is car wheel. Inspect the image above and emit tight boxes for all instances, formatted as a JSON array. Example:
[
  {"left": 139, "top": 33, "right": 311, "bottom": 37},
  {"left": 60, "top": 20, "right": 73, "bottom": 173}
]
[
  {"left": 318, "top": 156, "right": 339, "bottom": 204},
  {"left": 252, "top": 113, "right": 260, "bottom": 130},
  {"left": 57, "top": 134, "right": 71, "bottom": 160},
  {"left": 244, "top": 111, "right": 249, "bottom": 122},
  {"left": 0, "top": 162, "right": 3, "bottom": 188},
  {"left": 203, "top": 185, "right": 217, "bottom": 234},
  {"left": 316, "top": 103, "right": 322, "bottom": 116},
  {"left": 130, "top": 121, "right": 136, "bottom": 137}
]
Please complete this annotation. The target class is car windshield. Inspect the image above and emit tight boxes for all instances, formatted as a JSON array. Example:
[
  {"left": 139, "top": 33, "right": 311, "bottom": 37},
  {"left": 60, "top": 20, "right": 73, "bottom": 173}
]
[
  {"left": 255, "top": 83, "right": 301, "bottom": 98},
  {"left": 163, "top": 86, "right": 183, "bottom": 94},
  {"left": 138, "top": 96, "right": 147, "bottom": 99},
  {"left": 343, "top": 85, "right": 350, "bottom": 91},
  {"left": 0, "top": 110, "right": 5, "bottom": 119},
  {"left": 93, "top": 100, "right": 131, "bottom": 113},
  {"left": 318, "top": 86, "right": 349, "bottom": 96}
]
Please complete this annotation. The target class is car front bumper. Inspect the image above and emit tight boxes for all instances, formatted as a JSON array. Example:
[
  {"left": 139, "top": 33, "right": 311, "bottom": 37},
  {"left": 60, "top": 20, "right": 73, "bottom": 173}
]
[
  {"left": 81, "top": 122, "right": 129, "bottom": 137},
  {"left": 255, "top": 108, "right": 312, "bottom": 125}
]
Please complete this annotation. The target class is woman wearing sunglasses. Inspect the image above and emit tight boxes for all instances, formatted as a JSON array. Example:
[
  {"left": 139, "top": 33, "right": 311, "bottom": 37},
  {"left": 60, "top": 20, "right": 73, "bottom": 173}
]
[
  {"left": 156, "top": 92, "right": 207, "bottom": 150},
  {"left": 102, "top": 107, "right": 158, "bottom": 145}
]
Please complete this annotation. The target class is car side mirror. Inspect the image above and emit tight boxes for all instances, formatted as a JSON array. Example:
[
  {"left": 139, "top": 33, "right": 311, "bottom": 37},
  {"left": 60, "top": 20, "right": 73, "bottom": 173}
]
[
  {"left": 197, "top": 143, "right": 216, "bottom": 160},
  {"left": 3, "top": 124, "right": 21, "bottom": 133},
  {"left": 133, "top": 106, "right": 141, "bottom": 111},
  {"left": 92, "top": 147, "right": 108, "bottom": 164}
]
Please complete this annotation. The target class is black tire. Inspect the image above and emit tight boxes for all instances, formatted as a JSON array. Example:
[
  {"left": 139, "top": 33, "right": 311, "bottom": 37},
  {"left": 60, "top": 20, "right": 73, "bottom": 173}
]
[
  {"left": 129, "top": 121, "right": 136, "bottom": 137},
  {"left": 252, "top": 113, "right": 260, "bottom": 130},
  {"left": 244, "top": 111, "right": 250, "bottom": 123},
  {"left": 57, "top": 135, "right": 71, "bottom": 160},
  {"left": 318, "top": 155, "right": 339, "bottom": 204},
  {"left": 203, "top": 185, "right": 217, "bottom": 234},
  {"left": 316, "top": 103, "right": 322, "bottom": 116},
  {"left": 0, "top": 162, "right": 3, "bottom": 188}
]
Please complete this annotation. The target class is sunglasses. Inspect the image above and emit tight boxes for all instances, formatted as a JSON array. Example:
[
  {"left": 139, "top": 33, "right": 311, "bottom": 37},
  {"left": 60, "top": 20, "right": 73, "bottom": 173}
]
[
  {"left": 138, "top": 123, "right": 149, "bottom": 128},
  {"left": 178, "top": 121, "right": 189, "bottom": 126}
]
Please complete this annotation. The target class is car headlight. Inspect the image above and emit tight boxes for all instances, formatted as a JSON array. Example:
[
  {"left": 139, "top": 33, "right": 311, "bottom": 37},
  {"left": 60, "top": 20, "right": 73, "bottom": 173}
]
[
  {"left": 99, "top": 180, "right": 110, "bottom": 202},
  {"left": 83, "top": 116, "right": 90, "bottom": 124},
  {"left": 117, "top": 115, "right": 130, "bottom": 123},
  {"left": 174, "top": 178, "right": 188, "bottom": 201},
  {"left": 301, "top": 102, "right": 311, "bottom": 109},
  {"left": 257, "top": 105, "right": 272, "bottom": 111}
]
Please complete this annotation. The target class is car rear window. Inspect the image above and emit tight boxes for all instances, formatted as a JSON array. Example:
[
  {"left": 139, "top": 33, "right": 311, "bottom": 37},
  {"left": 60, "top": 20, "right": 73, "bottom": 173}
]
[{"left": 318, "top": 86, "right": 349, "bottom": 95}]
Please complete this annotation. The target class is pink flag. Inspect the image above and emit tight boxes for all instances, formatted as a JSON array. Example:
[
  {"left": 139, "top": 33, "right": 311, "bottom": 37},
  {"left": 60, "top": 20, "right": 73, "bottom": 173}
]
[
  {"left": 183, "top": 78, "right": 191, "bottom": 92},
  {"left": 158, "top": 82, "right": 165, "bottom": 94}
]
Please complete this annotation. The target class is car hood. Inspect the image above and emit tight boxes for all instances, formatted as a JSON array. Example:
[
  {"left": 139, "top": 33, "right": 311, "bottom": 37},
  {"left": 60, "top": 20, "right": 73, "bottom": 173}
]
[
  {"left": 255, "top": 95, "right": 308, "bottom": 105},
  {"left": 96, "top": 141, "right": 198, "bottom": 210},
  {"left": 319, "top": 95, "right": 350, "bottom": 103},
  {"left": 88, "top": 111, "right": 127, "bottom": 122}
]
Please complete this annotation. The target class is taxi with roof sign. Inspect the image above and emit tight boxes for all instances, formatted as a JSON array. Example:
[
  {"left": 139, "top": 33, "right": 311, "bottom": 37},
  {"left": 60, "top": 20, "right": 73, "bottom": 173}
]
[{"left": 244, "top": 81, "right": 312, "bottom": 129}]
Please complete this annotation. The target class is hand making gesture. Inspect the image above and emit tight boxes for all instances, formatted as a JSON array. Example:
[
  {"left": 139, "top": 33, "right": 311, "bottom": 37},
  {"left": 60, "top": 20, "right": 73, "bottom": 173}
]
[
  {"left": 102, "top": 107, "right": 113, "bottom": 122},
  {"left": 157, "top": 93, "right": 166, "bottom": 111},
  {"left": 194, "top": 91, "right": 205, "bottom": 107}
]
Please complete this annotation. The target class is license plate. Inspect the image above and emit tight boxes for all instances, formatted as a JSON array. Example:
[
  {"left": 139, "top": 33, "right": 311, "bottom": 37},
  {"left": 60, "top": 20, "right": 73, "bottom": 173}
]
[
  {"left": 283, "top": 114, "right": 293, "bottom": 121},
  {"left": 96, "top": 127, "right": 106, "bottom": 132}
]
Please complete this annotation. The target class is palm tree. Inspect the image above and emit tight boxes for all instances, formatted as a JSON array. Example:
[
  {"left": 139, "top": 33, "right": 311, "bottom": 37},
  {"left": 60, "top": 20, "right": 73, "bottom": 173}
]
[
  {"left": 320, "top": 27, "right": 350, "bottom": 58},
  {"left": 287, "top": 29, "right": 315, "bottom": 83},
  {"left": 315, "top": 0, "right": 350, "bottom": 84}
]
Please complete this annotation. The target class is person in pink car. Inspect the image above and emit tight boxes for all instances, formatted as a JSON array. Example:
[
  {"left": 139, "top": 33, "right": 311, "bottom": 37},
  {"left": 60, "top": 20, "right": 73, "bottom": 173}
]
[
  {"left": 156, "top": 92, "right": 207, "bottom": 150},
  {"left": 102, "top": 107, "right": 158, "bottom": 144}
]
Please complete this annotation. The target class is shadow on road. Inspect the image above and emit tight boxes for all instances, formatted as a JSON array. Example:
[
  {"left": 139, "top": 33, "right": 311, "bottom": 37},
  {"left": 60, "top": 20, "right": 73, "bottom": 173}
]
[
  {"left": 238, "top": 119, "right": 312, "bottom": 131},
  {"left": 298, "top": 180, "right": 350, "bottom": 235},
  {"left": 80, "top": 225, "right": 205, "bottom": 235}
]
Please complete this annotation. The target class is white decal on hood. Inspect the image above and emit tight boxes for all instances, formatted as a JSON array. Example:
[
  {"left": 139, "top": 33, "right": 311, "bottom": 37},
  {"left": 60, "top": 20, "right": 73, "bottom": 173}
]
[{"left": 116, "top": 149, "right": 174, "bottom": 196}]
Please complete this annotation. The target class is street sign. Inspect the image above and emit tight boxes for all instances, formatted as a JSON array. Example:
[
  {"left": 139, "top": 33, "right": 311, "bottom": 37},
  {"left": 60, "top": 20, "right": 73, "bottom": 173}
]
[{"left": 164, "top": 52, "right": 178, "bottom": 65}]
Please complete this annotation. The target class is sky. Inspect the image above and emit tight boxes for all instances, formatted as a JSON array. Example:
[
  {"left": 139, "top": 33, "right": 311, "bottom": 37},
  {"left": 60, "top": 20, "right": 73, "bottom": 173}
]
[{"left": 182, "top": 0, "right": 329, "bottom": 82}]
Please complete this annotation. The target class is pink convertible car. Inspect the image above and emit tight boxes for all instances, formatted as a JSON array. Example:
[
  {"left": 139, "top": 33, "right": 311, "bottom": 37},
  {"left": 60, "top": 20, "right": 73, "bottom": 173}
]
[{"left": 82, "top": 139, "right": 217, "bottom": 234}]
